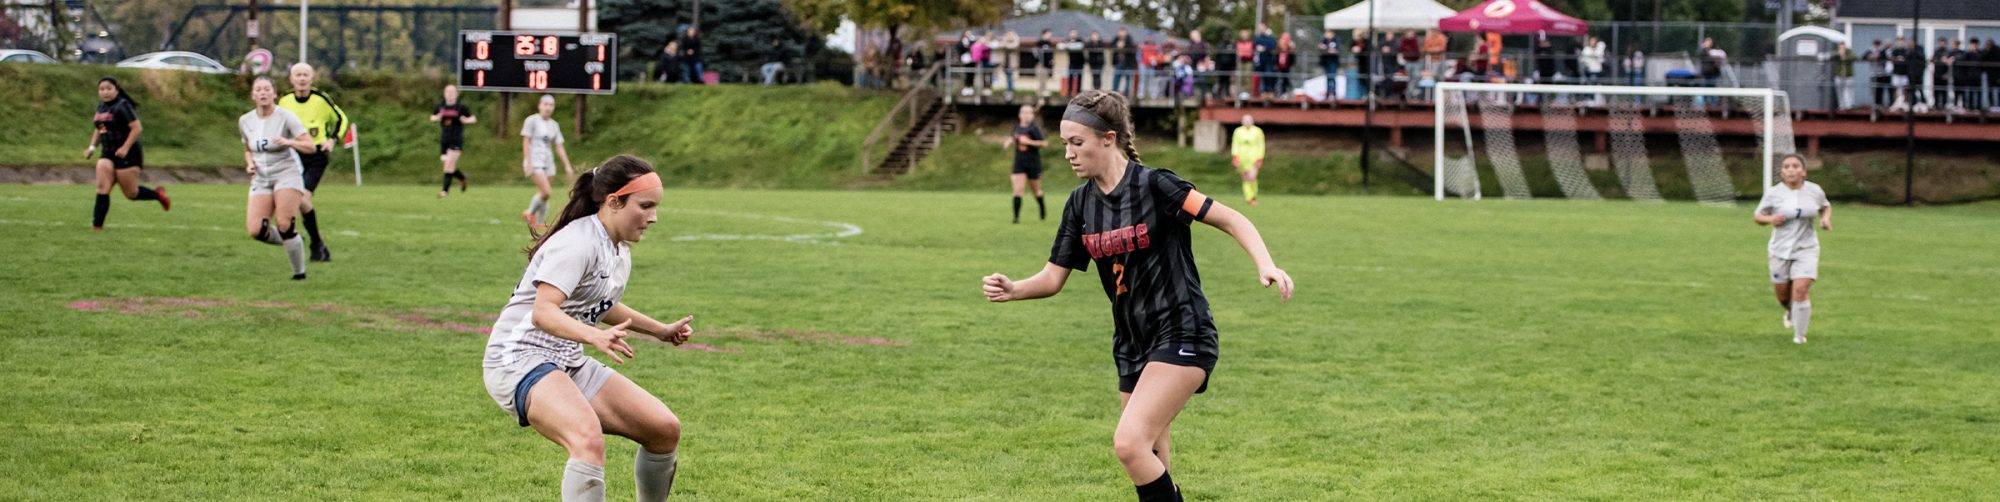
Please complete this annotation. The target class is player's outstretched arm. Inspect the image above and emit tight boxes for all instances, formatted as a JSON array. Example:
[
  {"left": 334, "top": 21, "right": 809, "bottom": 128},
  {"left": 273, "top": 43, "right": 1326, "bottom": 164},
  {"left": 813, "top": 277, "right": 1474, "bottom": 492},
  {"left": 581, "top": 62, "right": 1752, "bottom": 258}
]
[
  {"left": 1819, "top": 205, "right": 1833, "bottom": 231},
  {"left": 984, "top": 262, "right": 1072, "bottom": 302},
  {"left": 530, "top": 282, "right": 638, "bottom": 363},
  {"left": 1198, "top": 201, "right": 1295, "bottom": 302},
  {"left": 604, "top": 304, "right": 693, "bottom": 346}
]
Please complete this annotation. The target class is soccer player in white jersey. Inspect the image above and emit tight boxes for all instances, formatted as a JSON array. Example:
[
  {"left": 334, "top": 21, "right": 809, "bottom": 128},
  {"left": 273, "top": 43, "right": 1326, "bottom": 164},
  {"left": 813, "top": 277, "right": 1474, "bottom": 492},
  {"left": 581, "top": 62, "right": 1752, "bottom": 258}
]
[
  {"left": 238, "top": 77, "right": 316, "bottom": 280},
  {"left": 483, "top": 155, "right": 693, "bottom": 502},
  {"left": 522, "top": 94, "right": 576, "bottom": 235},
  {"left": 1754, "top": 153, "right": 1832, "bottom": 344}
]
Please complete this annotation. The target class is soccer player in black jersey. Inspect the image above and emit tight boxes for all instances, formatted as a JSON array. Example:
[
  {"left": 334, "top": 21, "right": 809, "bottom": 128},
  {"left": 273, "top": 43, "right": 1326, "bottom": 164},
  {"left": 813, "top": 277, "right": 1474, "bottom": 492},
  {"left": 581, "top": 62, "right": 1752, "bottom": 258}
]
[
  {"left": 982, "top": 91, "right": 1294, "bottom": 502},
  {"left": 1004, "top": 104, "right": 1047, "bottom": 223},
  {"left": 85, "top": 77, "right": 171, "bottom": 230},
  {"left": 432, "top": 85, "right": 477, "bottom": 198}
]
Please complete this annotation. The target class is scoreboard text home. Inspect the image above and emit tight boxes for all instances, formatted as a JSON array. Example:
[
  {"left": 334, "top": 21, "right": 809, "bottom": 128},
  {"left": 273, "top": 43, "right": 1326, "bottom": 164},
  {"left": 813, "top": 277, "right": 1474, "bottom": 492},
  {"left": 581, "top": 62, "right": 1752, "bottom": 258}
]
[{"left": 459, "top": 31, "right": 617, "bottom": 95}]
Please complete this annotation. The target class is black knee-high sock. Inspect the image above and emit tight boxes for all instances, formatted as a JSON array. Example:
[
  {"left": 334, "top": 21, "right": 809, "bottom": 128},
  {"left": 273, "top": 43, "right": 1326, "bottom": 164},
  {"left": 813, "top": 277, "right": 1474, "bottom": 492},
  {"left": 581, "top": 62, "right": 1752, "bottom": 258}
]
[
  {"left": 93, "top": 194, "right": 110, "bottom": 227},
  {"left": 441, "top": 173, "right": 455, "bottom": 192},
  {"left": 1012, "top": 196, "right": 1022, "bottom": 221},
  {"left": 133, "top": 186, "right": 158, "bottom": 201},
  {"left": 301, "top": 209, "right": 323, "bottom": 249},
  {"left": 1135, "top": 470, "right": 1180, "bottom": 502},
  {"left": 1036, "top": 195, "right": 1046, "bottom": 220}
]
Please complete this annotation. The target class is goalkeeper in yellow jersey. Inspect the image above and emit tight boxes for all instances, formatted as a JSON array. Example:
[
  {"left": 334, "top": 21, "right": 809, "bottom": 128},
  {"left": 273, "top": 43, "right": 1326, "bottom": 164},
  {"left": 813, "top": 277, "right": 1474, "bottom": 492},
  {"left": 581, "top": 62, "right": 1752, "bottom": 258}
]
[{"left": 1229, "top": 114, "right": 1264, "bottom": 206}]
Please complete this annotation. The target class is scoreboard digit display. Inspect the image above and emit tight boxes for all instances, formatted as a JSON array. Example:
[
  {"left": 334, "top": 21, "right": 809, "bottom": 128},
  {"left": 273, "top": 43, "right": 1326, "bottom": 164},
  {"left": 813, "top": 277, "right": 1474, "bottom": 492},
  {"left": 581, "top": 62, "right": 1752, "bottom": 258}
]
[{"left": 459, "top": 31, "right": 617, "bottom": 95}]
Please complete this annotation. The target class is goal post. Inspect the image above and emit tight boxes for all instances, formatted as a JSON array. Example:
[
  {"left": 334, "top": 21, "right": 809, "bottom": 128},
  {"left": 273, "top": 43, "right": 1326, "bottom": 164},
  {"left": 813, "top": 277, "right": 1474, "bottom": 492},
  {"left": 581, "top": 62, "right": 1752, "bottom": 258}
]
[{"left": 1432, "top": 82, "right": 1790, "bottom": 204}]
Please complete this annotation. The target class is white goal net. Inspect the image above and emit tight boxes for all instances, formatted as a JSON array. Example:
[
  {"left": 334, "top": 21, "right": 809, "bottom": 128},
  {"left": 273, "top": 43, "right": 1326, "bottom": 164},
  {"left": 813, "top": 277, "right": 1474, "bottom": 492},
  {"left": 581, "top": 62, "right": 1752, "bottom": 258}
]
[{"left": 1433, "top": 82, "right": 1794, "bottom": 205}]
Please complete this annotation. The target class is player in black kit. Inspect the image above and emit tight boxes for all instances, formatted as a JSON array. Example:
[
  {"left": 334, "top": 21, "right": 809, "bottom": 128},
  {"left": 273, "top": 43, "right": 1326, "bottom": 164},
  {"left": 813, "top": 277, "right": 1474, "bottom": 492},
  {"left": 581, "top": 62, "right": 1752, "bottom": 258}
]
[
  {"left": 432, "top": 84, "right": 477, "bottom": 198},
  {"left": 982, "top": 90, "right": 1294, "bottom": 502},
  {"left": 1004, "top": 104, "right": 1047, "bottom": 223}
]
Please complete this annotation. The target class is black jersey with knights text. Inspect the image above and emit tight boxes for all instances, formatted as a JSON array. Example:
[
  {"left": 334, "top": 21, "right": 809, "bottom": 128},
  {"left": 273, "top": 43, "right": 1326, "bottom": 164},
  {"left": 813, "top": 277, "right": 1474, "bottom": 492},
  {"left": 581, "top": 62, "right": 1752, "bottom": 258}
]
[
  {"left": 1012, "top": 124, "right": 1044, "bottom": 170},
  {"left": 94, "top": 98, "right": 141, "bottom": 154},
  {"left": 1049, "top": 161, "right": 1219, "bottom": 376},
  {"left": 435, "top": 102, "right": 474, "bottom": 144}
]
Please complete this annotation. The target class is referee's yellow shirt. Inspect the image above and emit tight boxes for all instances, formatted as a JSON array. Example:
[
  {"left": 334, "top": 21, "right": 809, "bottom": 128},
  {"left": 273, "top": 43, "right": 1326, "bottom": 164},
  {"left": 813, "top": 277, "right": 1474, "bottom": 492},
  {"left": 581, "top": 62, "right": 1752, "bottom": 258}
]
[{"left": 277, "top": 90, "right": 349, "bottom": 149}]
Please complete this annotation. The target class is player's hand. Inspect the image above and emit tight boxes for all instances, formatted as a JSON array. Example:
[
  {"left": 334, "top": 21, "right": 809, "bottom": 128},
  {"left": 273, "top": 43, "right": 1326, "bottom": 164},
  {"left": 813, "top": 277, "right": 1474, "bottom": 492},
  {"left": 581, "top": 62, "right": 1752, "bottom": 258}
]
[
  {"left": 982, "top": 273, "right": 1016, "bottom": 302},
  {"left": 1259, "top": 266, "right": 1294, "bottom": 302},
  {"left": 1820, "top": 219, "right": 1831, "bottom": 231},
  {"left": 245, "top": 164, "right": 257, "bottom": 175},
  {"left": 268, "top": 137, "right": 290, "bottom": 149},
  {"left": 320, "top": 140, "right": 334, "bottom": 152},
  {"left": 656, "top": 315, "right": 694, "bottom": 345},
  {"left": 590, "top": 319, "right": 637, "bottom": 363},
  {"left": 114, "top": 146, "right": 130, "bottom": 158},
  {"left": 1769, "top": 212, "right": 1786, "bottom": 225},
  {"left": 83, "top": 147, "right": 94, "bottom": 159}
]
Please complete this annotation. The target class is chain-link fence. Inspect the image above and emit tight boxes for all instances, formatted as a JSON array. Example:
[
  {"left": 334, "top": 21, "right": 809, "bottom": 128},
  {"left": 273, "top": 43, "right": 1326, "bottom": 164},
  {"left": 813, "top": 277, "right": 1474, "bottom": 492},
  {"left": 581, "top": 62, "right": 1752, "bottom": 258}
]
[{"left": 159, "top": 4, "right": 497, "bottom": 74}]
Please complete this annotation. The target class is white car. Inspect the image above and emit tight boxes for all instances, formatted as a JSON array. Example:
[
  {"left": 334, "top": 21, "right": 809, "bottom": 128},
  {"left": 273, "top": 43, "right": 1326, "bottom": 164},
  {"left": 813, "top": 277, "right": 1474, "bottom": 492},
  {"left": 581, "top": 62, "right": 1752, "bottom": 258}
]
[
  {"left": 0, "top": 50, "right": 58, "bottom": 64},
  {"left": 116, "top": 51, "right": 231, "bottom": 74}
]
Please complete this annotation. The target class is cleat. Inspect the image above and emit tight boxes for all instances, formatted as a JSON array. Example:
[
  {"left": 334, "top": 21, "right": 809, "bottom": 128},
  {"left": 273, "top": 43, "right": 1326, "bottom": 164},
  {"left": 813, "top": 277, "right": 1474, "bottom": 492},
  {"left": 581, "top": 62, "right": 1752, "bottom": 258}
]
[{"left": 156, "top": 186, "right": 172, "bottom": 211}]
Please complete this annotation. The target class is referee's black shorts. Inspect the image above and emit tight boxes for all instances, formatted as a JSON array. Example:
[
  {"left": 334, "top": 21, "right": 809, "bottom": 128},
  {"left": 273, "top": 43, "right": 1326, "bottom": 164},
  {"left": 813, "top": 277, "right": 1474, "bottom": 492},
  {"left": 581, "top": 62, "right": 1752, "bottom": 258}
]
[{"left": 300, "top": 149, "right": 330, "bottom": 192}]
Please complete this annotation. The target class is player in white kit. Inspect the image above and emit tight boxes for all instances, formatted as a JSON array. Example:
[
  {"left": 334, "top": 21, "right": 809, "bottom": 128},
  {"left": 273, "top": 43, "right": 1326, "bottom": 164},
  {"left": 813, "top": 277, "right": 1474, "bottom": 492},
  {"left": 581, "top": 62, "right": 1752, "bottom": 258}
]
[
  {"left": 522, "top": 94, "right": 576, "bottom": 235},
  {"left": 1753, "top": 153, "right": 1832, "bottom": 344},
  {"left": 483, "top": 155, "right": 693, "bottom": 502},
  {"left": 238, "top": 77, "right": 316, "bottom": 280}
]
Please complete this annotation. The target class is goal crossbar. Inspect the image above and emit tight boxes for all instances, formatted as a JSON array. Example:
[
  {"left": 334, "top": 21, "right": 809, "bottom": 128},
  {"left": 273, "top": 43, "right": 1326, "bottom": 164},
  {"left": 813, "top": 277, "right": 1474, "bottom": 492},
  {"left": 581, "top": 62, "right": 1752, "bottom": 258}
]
[{"left": 1431, "top": 82, "right": 1780, "bottom": 201}]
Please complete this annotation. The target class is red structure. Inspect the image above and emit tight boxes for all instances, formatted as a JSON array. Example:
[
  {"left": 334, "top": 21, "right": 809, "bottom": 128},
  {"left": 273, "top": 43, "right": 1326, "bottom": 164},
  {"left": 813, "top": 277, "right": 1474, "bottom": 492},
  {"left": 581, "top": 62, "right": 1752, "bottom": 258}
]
[{"left": 1438, "top": 0, "right": 1587, "bottom": 36}]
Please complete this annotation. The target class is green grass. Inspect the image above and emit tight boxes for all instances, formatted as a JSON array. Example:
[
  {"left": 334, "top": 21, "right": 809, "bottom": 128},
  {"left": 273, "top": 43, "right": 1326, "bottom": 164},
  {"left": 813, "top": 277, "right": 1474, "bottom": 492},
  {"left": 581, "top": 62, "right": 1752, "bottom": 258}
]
[
  {"left": 0, "top": 64, "right": 899, "bottom": 188},
  {"left": 3, "top": 183, "right": 1998, "bottom": 499}
]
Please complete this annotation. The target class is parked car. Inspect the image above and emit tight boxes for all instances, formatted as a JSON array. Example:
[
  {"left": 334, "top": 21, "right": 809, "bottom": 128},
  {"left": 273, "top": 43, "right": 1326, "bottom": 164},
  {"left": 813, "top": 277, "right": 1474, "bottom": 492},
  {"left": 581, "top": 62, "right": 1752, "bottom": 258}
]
[
  {"left": 115, "top": 51, "right": 230, "bottom": 74},
  {"left": 0, "top": 49, "right": 58, "bottom": 64}
]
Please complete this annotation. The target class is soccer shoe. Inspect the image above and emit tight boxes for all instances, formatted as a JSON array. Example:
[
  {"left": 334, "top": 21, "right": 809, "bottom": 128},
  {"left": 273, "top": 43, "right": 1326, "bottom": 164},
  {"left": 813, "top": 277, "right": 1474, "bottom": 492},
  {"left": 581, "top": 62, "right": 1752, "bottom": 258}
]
[
  {"left": 310, "top": 245, "right": 331, "bottom": 263},
  {"left": 1793, "top": 334, "right": 1806, "bottom": 344},
  {"left": 92, "top": 226, "right": 103, "bottom": 231},
  {"left": 438, "top": 190, "right": 449, "bottom": 199},
  {"left": 292, "top": 273, "right": 307, "bottom": 281},
  {"left": 1783, "top": 311, "right": 1794, "bottom": 330},
  {"left": 459, "top": 177, "right": 468, "bottom": 192},
  {"left": 156, "top": 186, "right": 172, "bottom": 211}
]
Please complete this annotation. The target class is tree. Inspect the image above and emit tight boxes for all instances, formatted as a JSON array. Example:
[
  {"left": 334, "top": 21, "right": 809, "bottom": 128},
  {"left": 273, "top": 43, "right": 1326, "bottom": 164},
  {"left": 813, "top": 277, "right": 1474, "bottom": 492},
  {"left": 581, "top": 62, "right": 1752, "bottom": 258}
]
[
  {"left": 786, "top": 0, "right": 1004, "bottom": 39},
  {"left": 602, "top": 0, "right": 822, "bottom": 81}
]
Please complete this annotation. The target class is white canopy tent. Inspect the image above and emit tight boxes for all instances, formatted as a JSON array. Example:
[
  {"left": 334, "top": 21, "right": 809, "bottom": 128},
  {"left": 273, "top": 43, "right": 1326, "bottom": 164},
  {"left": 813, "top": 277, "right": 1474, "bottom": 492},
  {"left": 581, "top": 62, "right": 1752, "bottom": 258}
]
[{"left": 1323, "top": 0, "right": 1459, "bottom": 31}]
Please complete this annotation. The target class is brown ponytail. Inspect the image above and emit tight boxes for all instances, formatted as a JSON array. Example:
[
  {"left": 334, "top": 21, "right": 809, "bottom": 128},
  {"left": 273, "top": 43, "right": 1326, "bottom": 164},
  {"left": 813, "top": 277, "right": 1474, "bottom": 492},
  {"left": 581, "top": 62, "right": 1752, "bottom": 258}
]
[
  {"left": 524, "top": 155, "right": 657, "bottom": 257},
  {"left": 1068, "top": 90, "right": 1140, "bottom": 163}
]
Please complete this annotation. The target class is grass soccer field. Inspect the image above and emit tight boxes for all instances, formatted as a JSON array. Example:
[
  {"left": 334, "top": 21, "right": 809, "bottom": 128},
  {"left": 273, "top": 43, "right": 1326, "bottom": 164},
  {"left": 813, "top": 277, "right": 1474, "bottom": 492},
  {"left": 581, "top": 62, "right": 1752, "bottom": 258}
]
[{"left": 2, "top": 183, "right": 1996, "bottom": 500}]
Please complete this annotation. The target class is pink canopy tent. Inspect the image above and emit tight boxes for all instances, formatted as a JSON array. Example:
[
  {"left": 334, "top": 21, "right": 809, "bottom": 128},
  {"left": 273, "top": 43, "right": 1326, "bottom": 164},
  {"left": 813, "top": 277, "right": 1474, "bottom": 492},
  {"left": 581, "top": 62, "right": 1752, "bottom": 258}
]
[{"left": 1438, "top": 0, "right": 1587, "bottom": 36}]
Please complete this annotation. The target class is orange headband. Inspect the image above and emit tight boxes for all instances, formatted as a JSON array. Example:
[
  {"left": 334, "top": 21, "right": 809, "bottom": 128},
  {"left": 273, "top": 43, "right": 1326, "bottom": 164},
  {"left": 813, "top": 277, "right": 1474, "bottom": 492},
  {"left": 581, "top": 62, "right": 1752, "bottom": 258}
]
[{"left": 608, "top": 172, "right": 661, "bottom": 197}]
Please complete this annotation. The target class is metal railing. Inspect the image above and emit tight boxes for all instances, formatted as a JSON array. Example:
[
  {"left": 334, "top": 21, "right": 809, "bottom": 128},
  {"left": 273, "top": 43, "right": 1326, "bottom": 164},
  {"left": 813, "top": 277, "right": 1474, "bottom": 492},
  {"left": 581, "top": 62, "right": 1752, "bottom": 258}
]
[{"left": 860, "top": 60, "right": 946, "bottom": 173}]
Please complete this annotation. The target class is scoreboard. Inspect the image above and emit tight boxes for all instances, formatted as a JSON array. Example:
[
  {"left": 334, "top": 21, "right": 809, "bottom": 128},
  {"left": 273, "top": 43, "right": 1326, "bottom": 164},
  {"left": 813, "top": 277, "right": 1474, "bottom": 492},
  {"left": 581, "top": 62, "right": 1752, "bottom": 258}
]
[{"left": 459, "top": 31, "right": 617, "bottom": 95}]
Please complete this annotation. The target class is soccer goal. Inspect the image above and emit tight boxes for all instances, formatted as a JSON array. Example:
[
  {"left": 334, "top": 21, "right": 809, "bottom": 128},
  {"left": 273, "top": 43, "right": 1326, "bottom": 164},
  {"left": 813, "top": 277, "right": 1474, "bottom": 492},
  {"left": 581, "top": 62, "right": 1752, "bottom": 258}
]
[{"left": 1432, "top": 82, "right": 1794, "bottom": 205}]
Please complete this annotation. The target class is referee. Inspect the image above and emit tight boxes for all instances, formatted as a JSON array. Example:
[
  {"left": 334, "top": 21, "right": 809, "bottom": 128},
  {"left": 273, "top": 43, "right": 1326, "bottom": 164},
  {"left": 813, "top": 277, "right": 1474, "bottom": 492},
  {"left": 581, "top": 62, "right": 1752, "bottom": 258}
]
[{"left": 277, "top": 62, "right": 349, "bottom": 262}]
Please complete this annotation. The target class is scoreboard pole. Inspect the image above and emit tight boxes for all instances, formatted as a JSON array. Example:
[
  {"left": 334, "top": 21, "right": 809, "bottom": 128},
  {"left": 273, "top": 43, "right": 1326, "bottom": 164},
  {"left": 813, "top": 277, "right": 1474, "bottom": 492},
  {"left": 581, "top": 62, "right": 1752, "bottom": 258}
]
[
  {"left": 575, "top": 0, "right": 589, "bottom": 140},
  {"left": 496, "top": 0, "right": 512, "bottom": 138}
]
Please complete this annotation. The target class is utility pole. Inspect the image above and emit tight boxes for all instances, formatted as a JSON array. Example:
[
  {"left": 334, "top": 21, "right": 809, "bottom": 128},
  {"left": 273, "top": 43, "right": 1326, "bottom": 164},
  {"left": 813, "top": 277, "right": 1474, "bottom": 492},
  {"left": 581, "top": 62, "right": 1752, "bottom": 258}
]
[
  {"left": 1906, "top": 0, "right": 1919, "bottom": 205},
  {"left": 247, "top": 0, "right": 259, "bottom": 51},
  {"left": 299, "top": 0, "right": 309, "bottom": 64},
  {"left": 577, "top": 0, "right": 589, "bottom": 140},
  {"left": 497, "top": 0, "right": 511, "bottom": 137},
  {"left": 1254, "top": 0, "right": 1266, "bottom": 35},
  {"left": 1361, "top": 0, "right": 1374, "bottom": 193}
]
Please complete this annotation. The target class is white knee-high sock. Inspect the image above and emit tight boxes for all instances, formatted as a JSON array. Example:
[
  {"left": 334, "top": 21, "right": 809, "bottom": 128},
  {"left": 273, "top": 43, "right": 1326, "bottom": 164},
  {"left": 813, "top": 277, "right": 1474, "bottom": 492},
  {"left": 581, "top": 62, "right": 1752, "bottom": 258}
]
[
  {"left": 281, "top": 233, "right": 306, "bottom": 275},
  {"left": 1792, "top": 300, "right": 1811, "bottom": 339},
  {"left": 563, "top": 459, "right": 606, "bottom": 502},
  {"left": 536, "top": 196, "right": 552, "bottom": 225},
  {"left": 635, "top": 449, "right": 679, "bottom": 502},
  {"left": 527, "top": 194, "right": 548, "bottom": 221}
]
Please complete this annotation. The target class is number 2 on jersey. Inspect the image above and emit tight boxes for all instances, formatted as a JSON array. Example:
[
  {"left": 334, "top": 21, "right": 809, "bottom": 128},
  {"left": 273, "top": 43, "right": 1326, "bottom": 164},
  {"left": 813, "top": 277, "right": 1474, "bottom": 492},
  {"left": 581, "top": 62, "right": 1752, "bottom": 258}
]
[{"left": 1111, "top": 263, "right": 1129, "bottom": 296}]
